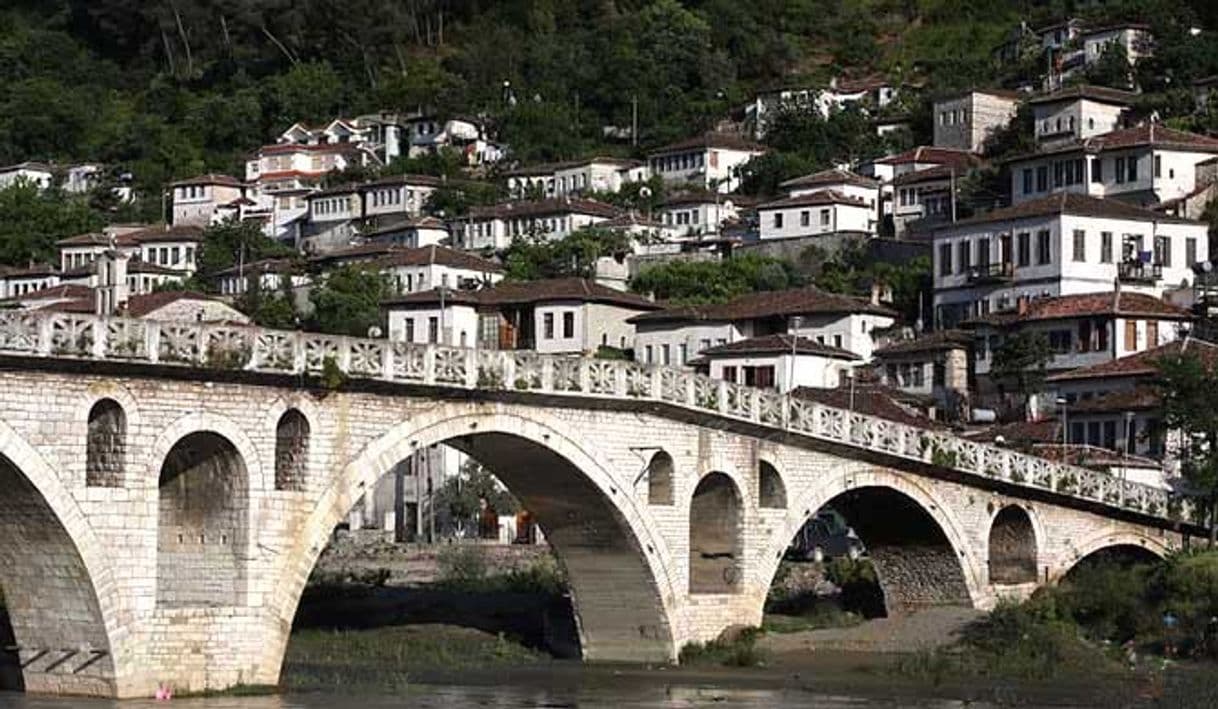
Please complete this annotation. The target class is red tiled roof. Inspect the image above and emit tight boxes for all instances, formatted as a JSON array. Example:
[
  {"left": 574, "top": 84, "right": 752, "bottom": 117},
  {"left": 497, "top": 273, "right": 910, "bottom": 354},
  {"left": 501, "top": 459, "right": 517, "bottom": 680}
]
[
  {"left": 875, "top": 330, "right": 972, "bottom": 357},
  {"left": 1010, "top": 124, "right": 1218, "bottom": 162},
  {"left": 469, "top": 198, "right": 620, "bottom": 220},
  {"left": 874, "top": 146, "right": 981, "bottom": 169},
  {"left": 661, "top": 191, "right": 759, "bottom": 208},
  {"left": 1027, "top": 84, "right": 1139, "bottom": 107},
  {"left": 503, "top": 157, "right": 642, "bottom": 177},
  {"left": 123, "top": 225, "right": 204, "bottom": 244},
  {"left": 382, "top": 278, "right": 659, "bottom": 310},
  {"left": 1067, "top": 386, "right": 1161, "bottom": 413},
  {"left": 1030, "top": 443, "right": 1160, "bottom": 470},
  {"left": 780, "top": 169, "right": 880, "bottom": 191},
  {"left": 968, "top": 291, "right": 1190, "bottom": 327},
  {"left": 757, "top": 190, "right": 868, "bottom": 210},
  {"left": 941, "top": 192, "right": 1202, "bottom": 228},
  {"left": 169, "top": 173, "right": 244, "bottom": 188},
  {"left": 1046, "top": 338, "right": 1218, "bottom": 382},
  {"left": 891, "top": 164, "right": 965, "bottom": 186},
  {"left": 361, "top": 173, "right": 445, "bottom": 189},
  {"left": 124, "top": 291, "right": 223, "bottom": 318},
  {"left": 375, "top": 245, "right": 503, "bottom": 273},
  {"left": 700, "top": 334, "right": 860, "bottom": 360},
  {"left": 792, "top": 384, "right": 942, "bottom": 429},
  {"left": 211, "top": 257, "right": 302, "bottom": 278},
  {"left": 630, "top": 287, "right": 899, "bottom": 324},
  {"left": 649, "top": 132, "right": 765, "bottom": 156}
]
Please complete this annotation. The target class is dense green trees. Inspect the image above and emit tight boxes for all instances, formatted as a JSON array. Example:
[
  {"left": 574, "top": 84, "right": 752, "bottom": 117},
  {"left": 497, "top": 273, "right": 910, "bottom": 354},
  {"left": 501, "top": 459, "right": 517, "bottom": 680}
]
[
  {"left": 502, "top": 228, "right": 635, "bottom": 281},
  {"left": 0, "top": 181, "right": 102, "bottom": 265},
  {"left": 307, "top": 265, "right": 392, "bottom": 337},
  {"left": 630, "top": 253, "right": 805, "bottom": 304},
  {"left": 1156, "top": 352, "right": 1218, "bottom": 542}
]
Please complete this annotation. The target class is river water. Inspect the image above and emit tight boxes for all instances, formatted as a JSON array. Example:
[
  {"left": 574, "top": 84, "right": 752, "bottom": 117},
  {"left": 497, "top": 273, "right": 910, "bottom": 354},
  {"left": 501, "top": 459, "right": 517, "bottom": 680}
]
[{"left": 0, "top": 686, "right": 998, "bottom": 708}]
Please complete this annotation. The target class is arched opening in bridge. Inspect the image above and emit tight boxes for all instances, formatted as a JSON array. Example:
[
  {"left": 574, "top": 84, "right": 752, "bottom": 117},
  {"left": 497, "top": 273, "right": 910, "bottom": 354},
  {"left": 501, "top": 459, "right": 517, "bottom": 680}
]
[
  {"left": 275, "top": 409, "right": 310, "bottom": 491},
  {"left": 288, "top": 429, "right": 674, "bottom": 680},
  {"left": 758, "top": 460, "right": 786, "bottom": 509},
  {"left": 0, "top": 453, "right": 114, "bottom": 694},
  {"left": 771, "top": 486, "right": 971, "bottom": 622},
  {"left": 688, "top": 472, "right": 743, "bottom": 594},
  {"left": 647, "top": 451, "right": 673, "bottom": 505},
  {"left": 1062, "top": 543, "right": 1162, "bottom": 584},
  {"left": 85, "top": 399, "right": 125, "bottom": 488},
  {"left": 157, "top": 432, "right": 248, "bottom": 607},
  {"left": 988, "top": 505, "right": 1037, "bottom": 585}
]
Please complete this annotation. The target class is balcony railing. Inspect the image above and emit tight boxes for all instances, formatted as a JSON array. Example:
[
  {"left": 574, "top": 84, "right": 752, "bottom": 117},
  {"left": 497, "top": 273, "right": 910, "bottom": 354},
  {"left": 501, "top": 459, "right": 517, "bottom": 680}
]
[
  {"left": 966, "top": 262, "right": 1014, "bottom": 285},
  {"left": 1118, "top": 260, "right": 1162, "bottom": 284},
  {"left": 0, "top": 310, "right": 1199, "bottom": 528}
]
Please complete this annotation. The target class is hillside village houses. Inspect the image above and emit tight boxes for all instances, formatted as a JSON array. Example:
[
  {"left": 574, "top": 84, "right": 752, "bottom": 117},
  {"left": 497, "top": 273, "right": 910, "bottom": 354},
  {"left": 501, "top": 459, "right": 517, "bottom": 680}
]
[
  {"left": 504, "top": 157, "right": 646, "bottom": 198},
  {"left": 873, "top": 329, "right": 973, "bottom": 420},
  {"left": 743, "top": 76, "right": 898, "bottom": 139},
  {"left": 1028, "top": 84, "right": 1136, "bottom": 147},
  {"left": 458, "top": 198, "right": 621, "bottom": 250},
  {"left": 930, "top": 193, "right": 1208, "bottom": 329},
  {"left": 754, "top": 168, "right": 883, "bottom": 240},
  {"left": 169, "top": 174, "right": 251, "bottom": 227},
  {"left": 382, "top": 278, "right": 658, "bottom": 353},
  {"left": 656, "top": 191, "right": 753, "bottom": 239},
  {"left": 932, "top": 89, "right": 1021, "bottom": 154},
  {"left": 299, "top": 174, "right": 442, "bottom": 253},
  {"left": 646, "top": 132, "right": 766, "bottom": 193},
  {"left": 864, "top": 146, "right": 980, "bottom": 236},
  {"left": 628, "top": 287, "right": 898, "bottom": 389}
]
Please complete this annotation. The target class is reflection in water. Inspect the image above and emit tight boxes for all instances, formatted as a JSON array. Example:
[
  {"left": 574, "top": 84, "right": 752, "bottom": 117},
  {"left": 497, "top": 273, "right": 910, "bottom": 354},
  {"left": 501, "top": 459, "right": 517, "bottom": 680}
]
[{"left": 0, "top": 685, "right": 996, "bottom": 709}]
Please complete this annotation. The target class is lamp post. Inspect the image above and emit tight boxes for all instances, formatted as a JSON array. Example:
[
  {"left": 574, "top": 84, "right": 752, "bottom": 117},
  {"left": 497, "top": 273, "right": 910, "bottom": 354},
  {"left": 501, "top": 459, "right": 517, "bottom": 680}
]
[{"left": 1056, "top": 397, "right": 1069, "bottom": 461}]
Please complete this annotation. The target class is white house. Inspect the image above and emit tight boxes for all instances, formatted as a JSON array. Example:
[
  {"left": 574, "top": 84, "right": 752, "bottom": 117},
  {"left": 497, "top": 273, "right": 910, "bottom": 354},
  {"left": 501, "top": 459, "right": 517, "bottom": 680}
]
[
  {"left": 459, "top": 198, "right": 621, "bottom": 250},
  {"left": 1028, "top": 85, "right": 1135, "bottom": 148},
  {"left": 873, "top": 329, "right": 973, "bottom": 419},
  {"left": 505, "top": 157, "right": 645, "bottom": 198},
  {"left": 361, "top": 217, "right": 450, "bottom": 248},
  {"left": 1007, "top": 124, "right": 1218, "bottom": 208},
  {"left": 170, "top": 174, "right": 247, "bottom": 227},
  {"left": 0, "top": 162, "right": 53, "bottom": 190},
  {"left": 360, "top": 174, "right": 441, "bottom": 219},
  {"left": 757, "top": 190, "right": 874, "bottom": 239},
  {"left": 744, "top": 77, "right": 897, "bottom": 139},
  {"left": 382, "top": 277, "right": 660, "bottom": 353},
  {"left": 656, "top": 192, "right": 753, "bottom": 240},
  {"left": 0, "top": 264, "right": 59, "bottom": 299},
  {"left": 373, "top": 245, "right": 504, "bottom": 296},
  {"left": 646, "top": 133, "right": 765, "bottom": 193},
  {"left": 214, "top": 258, "right": 310, "bottom": 297},
  {"left": 1081, "top": 23, "right": 1153, "bottom": 66},
  {"left": 629, "top": 287, "right": 898, "bottom": 368},
  {"left": 931, "top": 193, "right": 1208, "bottom": 328},
  {"left": 695, "top": 334, "right": 860, "bottom": 392},
  {"left": 56, "top": 224, "right": 203, "bottom": 282},
  {"left": 932, "top": 89, "right": 1021, "bottom": 154},
  {"left": 780, "top": 168, "right": 882, "bottom": 203}
]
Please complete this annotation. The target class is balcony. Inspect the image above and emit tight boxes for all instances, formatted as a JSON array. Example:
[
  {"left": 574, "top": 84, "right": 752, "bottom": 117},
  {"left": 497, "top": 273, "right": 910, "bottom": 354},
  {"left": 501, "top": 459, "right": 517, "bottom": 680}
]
[
  {"left": 966, "top": 261, "right": 1015, "bottom": 285},
  {"left": 1118, "top": 260, "right": 1162, "bottom": 284}
]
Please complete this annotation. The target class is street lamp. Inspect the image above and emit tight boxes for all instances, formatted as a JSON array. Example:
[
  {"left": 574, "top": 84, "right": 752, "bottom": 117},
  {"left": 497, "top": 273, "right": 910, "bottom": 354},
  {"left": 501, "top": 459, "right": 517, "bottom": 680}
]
[{"left": 1056, "top": 397, "right": 1069, "bottom": 461}]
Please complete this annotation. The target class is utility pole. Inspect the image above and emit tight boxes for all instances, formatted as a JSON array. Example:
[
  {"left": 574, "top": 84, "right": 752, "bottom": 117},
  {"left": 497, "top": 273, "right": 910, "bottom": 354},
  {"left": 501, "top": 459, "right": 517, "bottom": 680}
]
[
  {"left": 631, "top": 94, "right": 639, "bottom": 148},
  {"left": 393, "top": 460, "right": 406, "bottom": 542}
]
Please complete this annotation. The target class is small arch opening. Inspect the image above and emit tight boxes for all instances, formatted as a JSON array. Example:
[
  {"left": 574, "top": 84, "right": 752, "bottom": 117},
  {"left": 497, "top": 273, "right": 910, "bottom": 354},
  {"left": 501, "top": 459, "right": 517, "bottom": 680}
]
[
  {"left": 988, "top": 506, "right": 1037, "bottom": 585},
  {"left": 758, "top": 460, "right": 787, "bottom": 509},
  {"left": 647, "top": 451, "right": 673, "bottom": 505},
  {"left": 275, "top": 409, "right": 311, "bottom": 491},
  {"left": 85, "top": 399, "right": 126, "bottom": 488},
  {"left": 689, "top": 472, "right": 742, "bottom": 594},
  {"left": 157, "top": 432, "right": 248, "bottom": 607}
]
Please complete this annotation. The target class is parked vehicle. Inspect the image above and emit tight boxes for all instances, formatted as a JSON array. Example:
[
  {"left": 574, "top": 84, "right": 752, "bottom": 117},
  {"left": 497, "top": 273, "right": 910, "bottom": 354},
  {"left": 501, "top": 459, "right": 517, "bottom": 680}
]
[{"left": 788, "top": 510, "right": 865, "bottom": 562}]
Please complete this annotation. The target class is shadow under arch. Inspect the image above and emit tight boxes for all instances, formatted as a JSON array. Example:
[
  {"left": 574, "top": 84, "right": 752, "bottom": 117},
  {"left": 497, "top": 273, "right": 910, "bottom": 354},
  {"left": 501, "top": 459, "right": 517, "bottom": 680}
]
[
  {"left": 271, "top": 407, "right": 679, "bottom": 678},
  {"left": 0, "top": 452, "right": 116, "bottom": 696},
  {"left": 988, "top": 505, "right": 1039, "bottom": 585},
  {"left": 1059, "top": 539, "right": 1166, "bottom": 585},
  {"left": 773, "top": 483, "right": 976, "bottom": 617}
]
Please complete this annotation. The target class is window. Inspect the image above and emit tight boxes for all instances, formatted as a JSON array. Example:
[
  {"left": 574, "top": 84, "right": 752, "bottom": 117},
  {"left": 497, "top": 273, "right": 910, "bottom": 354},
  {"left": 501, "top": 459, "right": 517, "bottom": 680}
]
[
  {"left": 1072, "top": 229, "right": 1086, "bottom": 262},
  {"left": 800, "top": 210, "right": 810, "bottom": 227},
  {"left": 1036, "top": 230, "right": 1052, "bottom": 265},
  {"left": 543, "top": 312, "right": 555, "bottom": 339},
  {"left": 1127, "top": 156, "right": 1138, "bottom": 181},
  {"left": 1154, "top": 155, "right": 1162, "bottom": 178},
  {"left": 1036, "top": 166, "right": 1048, "bottom": 191},
  {"left": 1101, "top": 232, "right": 1113, "bottom": 263},
  {"left": 939, "top": 243, "right": 952, "bottom": 276},
  {"left": 1048, "top": 330, "right": 1071, "bottom": 353},
  {"left": 1097, "top": 320, "right": 1109, "bottom": 351},
  {"left": 820, "top": 209, "right": 830, "bottom": 226},
  {"left": 1078, "top": 320, "right": 1092, "bottom": 352},
  {"left": 405, "top": 318, "right": 415, "bottom": 342},
  {"left": 978, "top": 237, "right": 991, "bottom": 266},
  {"left": 428, "top": 316, "right": 439, "bottom": 343},
  {"left": 679, "top": 343, "right": 687, "bottom": 364},
  {"left": 1017, "top": 232, "right": 1031, "bottom": 267},
  {"left": 833, "top": 334, "right": 843, "bottom": 348},
  {"left": 722, "top": 365, "right": 737, "bottom": 383},
  {"left": 1022, "top": 169, "right": 1033, "bottom": 194},
  {"left": 1091, "top": 157, "right": 1103, "bottom": 183},
  {"left": 645, "top": 345, "right": 653, "bottom": 363},
  {"left": 957, "top": 241, "right": 971, "bottom": 274},
  {"left": 661, "top": 344, "right": 670, "bottom": 365},
  {"left": 773, "top": 213, "right": 784, "bottom": 229},
  {"left": 1147, "top": 320, "right": 1159, "bottom": 347},
  {"left": 1187, "top": 237, "right": 1198, "bottom": 267},
  {"left": 1124, "top": 320, "right": 1137, "bottom": 350},
  {"left": 1115, "top": 156, "right": 1126, "bottom": 183},
  {"left": 699, "top": 338, "right": 711, "bottom": 353},
  {"left": 1154, "top": 236, "right": 1171, "bottom": 268},
  {"left": 1053, "top": 162, "right": 1064, "bottom": 188}
]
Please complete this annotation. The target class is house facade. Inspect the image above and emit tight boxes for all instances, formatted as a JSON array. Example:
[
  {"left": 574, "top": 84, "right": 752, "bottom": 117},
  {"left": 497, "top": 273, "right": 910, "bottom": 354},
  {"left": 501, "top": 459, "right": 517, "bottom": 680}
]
[
  {"left": 646, "top": 133, "right": 765, "bottom": 193},
  {"left": 505, "top": 158, "right": 645, "bottom": 198},
  {"left": 757, "top": 191, "right": 873, "bottom": 239},
  {"left": 459, "top": 198, "right": 620, "bottom": 250},
  {"left": 932, "top": 90, "right": 1021, "bottom": 154},
  {"left": 931, "top": 193, "right": 1208, "bottom": 328},
  {"left": 873, "top": 330, "right": 973, "bottom": 420},
  {"left": 656, "top": 192, "right": 751, "bottom": 239},
  {"left": 1029, "top": 85, "right": 1135, "bottom": 148},
  {"left": 696, "top": 334, "right": 860, "bottom": 393},
  {"left": 170, "top": 174, "right": 248, "bottom": 227}
]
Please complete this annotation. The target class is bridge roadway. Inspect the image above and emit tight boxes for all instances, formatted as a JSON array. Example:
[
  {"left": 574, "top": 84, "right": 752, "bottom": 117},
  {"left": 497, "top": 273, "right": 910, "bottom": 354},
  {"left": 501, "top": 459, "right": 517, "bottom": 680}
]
[{"left": 0, "top": 310, "right": 1205, "bottom": 697}]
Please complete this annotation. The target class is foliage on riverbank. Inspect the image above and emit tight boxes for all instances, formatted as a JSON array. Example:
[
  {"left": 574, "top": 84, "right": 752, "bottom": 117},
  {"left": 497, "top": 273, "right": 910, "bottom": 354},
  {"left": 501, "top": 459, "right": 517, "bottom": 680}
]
[
  {"left": 433, "top": 544, "right": 567, "bottom": 596},
  {"left": 679, "top": 628, "right": 766, "bottom": 668}
]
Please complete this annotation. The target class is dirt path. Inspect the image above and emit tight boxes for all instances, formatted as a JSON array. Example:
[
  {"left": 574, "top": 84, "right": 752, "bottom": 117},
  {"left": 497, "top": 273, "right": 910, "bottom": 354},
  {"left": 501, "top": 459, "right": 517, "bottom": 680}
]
[{"left": 761, "top": 606, "right": 983, "bottom": 662}]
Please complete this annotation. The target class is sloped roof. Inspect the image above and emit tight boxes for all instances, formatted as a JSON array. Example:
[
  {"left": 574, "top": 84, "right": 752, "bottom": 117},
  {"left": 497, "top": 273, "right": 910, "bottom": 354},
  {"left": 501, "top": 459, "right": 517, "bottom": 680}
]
[
  {"left": 875, "top": 330, "right": 972, "bottom": 357},
  {"left": 700, "top": 334, "right": 860, "bottom": 360},
  {"left": 169, "top": 173, "right": 245, "bottom": 188},
  {"left": 792, "top": 384, "right": 941, "bottom": 429},
  {"left": 649, "top": 132, "right": 765, "bottom": 156},
  {"left": 383, "top": 278, "right": 659, "bottom": 310},
  {"left": 630, "top": 287, "right": 898, "bottom": 324},
  {"left": 942, "top": 192, "right": 1202, "bottom": 229},
  {"left": 1067, "top": 386, "right": 1161, "bottom": 413},
  {"left": 1046, "top": 338, "right": 1218, "bottom": 382},
  {"left": 873, "top": 146, "right": 980, "bottom": 169},
  {"left": 891, "top": 164, "right": 965, "bottom": 186},
  {"left": 1010, "top": 124, "right": 1218, "bottom": 162},
  {"left": 968, "top": 291, "right": 1190, "bottom": 327},
  {"left": 779, "top": 169, "right": 880, "bottom": 191},
  {"left": 469, "top": 198, "right": 620, "bottom": 220},
  {"left": 1027, "top": 84, "right": 1139, "bottom": 107},
  {"left": 375, "top": 245, "right": 503, "bottom": 273},
  {"left": 125, "top": 291, "right": 225, "bottom": 317},
  {"left": 1030, "top": 443, "right": 1161, "bottom": 470},
  {"left": 757, "top": 190, "right": 868, "bottom": 210},
  {"left": 661, "top": 191, "right": 759, "bottom": 208}
]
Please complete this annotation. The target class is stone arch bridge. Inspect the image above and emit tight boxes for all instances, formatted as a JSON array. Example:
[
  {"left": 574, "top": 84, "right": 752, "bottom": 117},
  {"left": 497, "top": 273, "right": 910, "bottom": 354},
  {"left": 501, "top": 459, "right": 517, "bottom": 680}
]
[{"left": 0, "top": 311, "right": 1205, "bottom": 698}]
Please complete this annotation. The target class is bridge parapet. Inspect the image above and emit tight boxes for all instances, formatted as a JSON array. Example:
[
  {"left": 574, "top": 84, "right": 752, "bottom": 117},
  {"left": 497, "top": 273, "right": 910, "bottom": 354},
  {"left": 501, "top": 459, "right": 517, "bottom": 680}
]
[{"left": 0, "top": 310, "right": 1197, "bottom": 527}]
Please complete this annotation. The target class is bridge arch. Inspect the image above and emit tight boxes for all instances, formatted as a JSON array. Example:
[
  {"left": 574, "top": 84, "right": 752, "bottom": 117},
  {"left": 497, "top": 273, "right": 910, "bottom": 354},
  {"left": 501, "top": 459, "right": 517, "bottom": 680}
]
[
  {"left": 646, "top": 450, "right": 674, "bottom": 506},
  {"left": 1054, "top": 530, "right": 1171, "bottom": 583},
  {"left": 72, "top": 385, "right": 142, "bottom": 488},
  {"left": 0, "top": 419, "right": 118, "bottom": 696},
  {"left": 758, "top": 459, "right": 787, "bottom": 509},
  {"left": 988, "top": 505, "right": 1039, "bottom": 585},
  {"left": 689, "top": 472, "right": 744, "bottom": 594},
  {"left": 146, "top": 411, "right": 266, "bottom": 493},
  {"left": 767, "top": 466, "right": 984, "bottom": 614},
  {"left": 270, "top": 402, "right": 683, "bottom": 675}
]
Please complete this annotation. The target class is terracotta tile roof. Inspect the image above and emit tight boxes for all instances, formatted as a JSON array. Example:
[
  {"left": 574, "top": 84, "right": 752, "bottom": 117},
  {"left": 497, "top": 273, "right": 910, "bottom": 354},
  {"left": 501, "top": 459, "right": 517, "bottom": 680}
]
[
  {"left": 599, "top": 213, "right": 666, "bottom": 229},
  {"left": 700, "top": 334, "right": 860, "bottom": 360},
  {"left": 1027, "top": 84, "right": 1139, "bottom": 107},
  {"left": 469, "top": 198, "right": 620, "bottom": 220},
  {"left": 875, "top": 330, "right": 972, "bottom": 357},
  {"left": 630, "top": 287, "right": 899, "bottom": 324},
  {"left": 358, "top": 217, "right": 449, "bottom": 239},
  {"left": 503, "top": 156, "right": 641, "bottom": 177},
  {"left": 942, "top": 192, "right": 1202, "bottom": 228},
  {"left": 211, "top": 258, "right": 302, "bottom": 278},
  {"left": 258, "top": 142, "right": 369, "bottom": 156},
  {"left": 169, "top": 173, "right": 245, "bottom": 188},
  {"left": 309, "top": 242, "right": 396, "bottom": 264},
  {"left": 1046, "top": 338, "right": 1218, "bottom": 382},
  {"left": 757, "top": 190, "right": 867, "bottom": 210},
  {"left": 0, "top": 283, "right": 92, "bottom": 303},
  {"left": 123, "top": 225, "right": 205, "bottom": 244},
  {"left": 0, "top": 263, "right": 57, "bottom": 278},
  {"left": 361, "top": 173, "right": 444, "bottom": 189},
  {"left": 127, "top": 261, "right": 186, "bottom": 275},
  {"left": 967, "top": 419, "right": 1060, "bottom": 445},
  {"left": 57, "top": 231, "right": 133, "bottom": 247},
  {"left": 792, "top": 384, "right": 941, "bottom": 429},
  {"left": 374, "top": 245, "right": 503, "bottom": 273},
  {"left": 968, "top": 291, "right": 1190, "bottom": 327},
  {"left": 661, "top": 191, "right": 759, "bottom": 208},
  {"left": 649, "top": 132, "right": 765, "bottom": 156},
  {"left": 1030, "top": 443, "right": 1160, "bottom": 470},
  {"left": 383, "top": 278, "right": 660, "bottom": 310},
  {"left": 1010, "top": 124, "right": 1218, "bottom": 162},
  {"left": 124, "top": 290, "right": 224, "bottom": 318},
  {"left": 891, "top": 164, "right": 965, "bottom": 186},
  {"left": 780, "top": 169, "right": 880, "bottom": 191},
  {"left": 1067, "top": 386, "right": 1161, "bottom": 413},
  {"left": 873, "top": 146, "right": 981, "bottom": 169}
]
